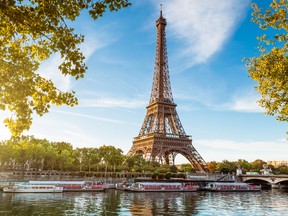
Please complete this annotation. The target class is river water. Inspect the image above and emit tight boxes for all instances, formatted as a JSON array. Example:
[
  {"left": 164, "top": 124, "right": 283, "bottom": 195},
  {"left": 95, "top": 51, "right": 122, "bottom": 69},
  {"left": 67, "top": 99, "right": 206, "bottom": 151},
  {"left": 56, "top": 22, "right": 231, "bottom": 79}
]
[{"left": 0, "top": 189, "right": 287, "bottom": 215}]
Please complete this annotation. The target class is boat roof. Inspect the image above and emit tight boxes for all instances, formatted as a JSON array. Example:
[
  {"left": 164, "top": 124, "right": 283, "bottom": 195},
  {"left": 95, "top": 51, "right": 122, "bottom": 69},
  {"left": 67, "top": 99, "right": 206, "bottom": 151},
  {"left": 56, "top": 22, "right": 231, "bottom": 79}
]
[
  {"left": 136, "top": 182, "right": 182, "bottom": 186},
  {"left": 29, "top": 181, "right": 86, "bottom": 185},
  {"left": 208, "top": 182, "right": 248, "bottom": 185},
  {"left": 14, "top": 184, "right": 57, "bottom": 187}
]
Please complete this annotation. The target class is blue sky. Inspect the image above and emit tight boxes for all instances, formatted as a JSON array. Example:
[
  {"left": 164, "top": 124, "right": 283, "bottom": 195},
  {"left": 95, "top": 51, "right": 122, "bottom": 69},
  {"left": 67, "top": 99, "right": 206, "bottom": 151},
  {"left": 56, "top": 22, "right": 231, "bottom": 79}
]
[{"left": 1, "top": 0, "right": 287, "bottom": 163}]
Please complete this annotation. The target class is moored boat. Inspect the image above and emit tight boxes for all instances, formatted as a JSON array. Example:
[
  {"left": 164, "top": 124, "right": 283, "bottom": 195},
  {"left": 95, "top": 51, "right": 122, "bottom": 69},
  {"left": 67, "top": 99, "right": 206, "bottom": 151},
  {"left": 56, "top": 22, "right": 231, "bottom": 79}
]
[
  {"left": 124, "top": 182, "right": 199, "bottom": 192},
  {"left": 28, "top": 181, "right": 106, "bottom": 192},
  {"left": 204, "top": 182, "right": 261, "bottom": 192},
  {"left": 3, "top": 184, "right": 63, "bottom": 193}
]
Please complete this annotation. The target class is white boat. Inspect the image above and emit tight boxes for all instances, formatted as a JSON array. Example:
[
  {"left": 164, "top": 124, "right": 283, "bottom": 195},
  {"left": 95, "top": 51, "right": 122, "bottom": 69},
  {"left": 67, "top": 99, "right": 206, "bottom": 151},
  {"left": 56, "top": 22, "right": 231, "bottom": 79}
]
[
  {"left": 3, "top": 184, "right": 63, "bottom": 193},
  {"left": 28, "top": 181, "right": 106, "bottom": 192},
  {"left": 204, "top": 182, "right": 261, "bottom": 192},
  {"left": 124, "top": 182, "right": 199, "bottom": 192}
]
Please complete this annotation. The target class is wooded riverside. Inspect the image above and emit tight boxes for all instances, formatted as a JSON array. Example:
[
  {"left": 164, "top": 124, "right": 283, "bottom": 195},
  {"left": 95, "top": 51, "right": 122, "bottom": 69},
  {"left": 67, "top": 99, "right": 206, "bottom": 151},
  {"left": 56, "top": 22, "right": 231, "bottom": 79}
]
[{"left": 1, "top": 136, "right": 288, "bottom": 176}]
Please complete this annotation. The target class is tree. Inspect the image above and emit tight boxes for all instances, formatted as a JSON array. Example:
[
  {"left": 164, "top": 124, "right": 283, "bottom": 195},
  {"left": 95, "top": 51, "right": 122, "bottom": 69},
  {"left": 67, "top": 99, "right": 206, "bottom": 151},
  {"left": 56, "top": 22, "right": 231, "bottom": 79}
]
[
  {"left": 237, "top": 159, "right": 252, "bottom": 173},
  {"left": 12, "top": 137, "right": 31, "bottom": 171},
  {"left": 99, "top": 145, "right": 124, "bottom": 172},
  {"left": 29, "top": 137, "right": 48, "bottom": 171},
  {"left": 207, "top": 161, "right": 218, "bottom": 173},
  {"left": 52, "top": 141, "right": 74, "bottom": 171},
  {"left": 74, "top": 148, "right": 85, "bottom": 172},
  {"left": 125, "top": 154, "right": 146, "bottom": 172},
  {"left": 0, "top": 0, "right": 131, "bottom": 136},
  {"left": 81, "top": 147, "right": 101, "bottom": 172},
  {"left": 274, "top": 165, "right": 288, "bottom": 174},
  {"left": 245, "top": 1, "right": 288, "bottom": 130},
  {"left": 180, "top": 164, "right": 195, "bottom": 173},
  {"left": 216, "top": 160, "right": 237, "bottom": 174},
  {"left": 250, "top": 159, "right": 267, "bottom": 172},
  {"left": 44, "top": 144, "right": 58, "bottom": 171},
  {"left": 0, "top": 139, "right": 16, "bottom": 170},
  {"left": 57, "top": 149, "right": 75, "bottom": 172}
]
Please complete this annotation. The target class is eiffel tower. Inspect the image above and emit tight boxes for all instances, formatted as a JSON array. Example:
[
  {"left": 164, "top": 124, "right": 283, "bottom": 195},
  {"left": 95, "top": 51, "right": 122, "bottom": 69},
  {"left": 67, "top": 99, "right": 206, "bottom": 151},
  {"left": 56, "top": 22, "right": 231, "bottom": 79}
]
[{"left": 128, "top": 9, "right": 208, "bottom": 172}]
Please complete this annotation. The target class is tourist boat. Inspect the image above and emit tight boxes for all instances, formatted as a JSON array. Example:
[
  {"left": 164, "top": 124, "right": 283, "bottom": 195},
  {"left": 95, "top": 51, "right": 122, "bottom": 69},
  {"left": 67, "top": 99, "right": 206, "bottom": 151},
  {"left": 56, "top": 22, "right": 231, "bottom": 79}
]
[
  {"left": 29, "top": 181, "right": 106, "bottom": 192},
  {"left": 3, "top": 184, "right": 63, "bottom": 193},
  {"left": 204, "top": 182, "right": 261, "bottom": 192},
  {"left": 124, "top": 182, "right": 199, "bottom": 192}
]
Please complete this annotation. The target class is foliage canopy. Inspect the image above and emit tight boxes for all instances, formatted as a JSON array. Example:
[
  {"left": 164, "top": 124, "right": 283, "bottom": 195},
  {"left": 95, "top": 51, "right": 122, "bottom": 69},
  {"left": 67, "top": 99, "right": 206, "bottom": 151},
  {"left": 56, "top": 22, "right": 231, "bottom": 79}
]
[
  {"left": 245, "top": 0, "right": 288, "bottom": 130},
  {"left": 0, "top": 0, "right": 131, "bottom": 136}
]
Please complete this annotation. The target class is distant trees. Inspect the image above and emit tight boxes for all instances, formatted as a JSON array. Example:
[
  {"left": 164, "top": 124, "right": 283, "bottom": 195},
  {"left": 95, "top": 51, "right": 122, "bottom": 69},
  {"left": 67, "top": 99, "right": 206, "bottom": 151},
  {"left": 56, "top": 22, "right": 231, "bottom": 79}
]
[
  {"left": 216, "top": 160, "right": 237, "bottom": 174},
  {"left": 207, "top": 159, "right": 277, "bottom": 174},
  {"left": 274, "top": 166, "right": 288, "bottom": 175},
  {"left": 237, "top": 159, "right": 252, "bottom": 173},
  {"left": 207, "top": 161, "right": 218, "bottom": 173},
  {"left": 0, "top": 136, "right": 124, "bottom": 172},
  {"left": 0, "top": 136, "right": 287, "bottom": 174},
  {"left": 250, "top": 159, "right": 267, "bottom": 172}
]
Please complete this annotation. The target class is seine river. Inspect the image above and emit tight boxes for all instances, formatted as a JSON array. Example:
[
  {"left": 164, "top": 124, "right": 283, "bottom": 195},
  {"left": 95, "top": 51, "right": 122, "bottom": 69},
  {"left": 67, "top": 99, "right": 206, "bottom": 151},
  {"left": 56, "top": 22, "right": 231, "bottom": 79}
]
[{"left": 0, "top": 189, "right": 287, "bottom": 215}]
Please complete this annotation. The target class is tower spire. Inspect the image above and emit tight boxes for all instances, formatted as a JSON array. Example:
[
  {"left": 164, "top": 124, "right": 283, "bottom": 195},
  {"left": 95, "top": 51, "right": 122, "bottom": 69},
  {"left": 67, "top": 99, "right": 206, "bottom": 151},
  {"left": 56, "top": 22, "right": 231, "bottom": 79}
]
[{"left": 150, "top": 4, "right": 172, "bottom": 104}]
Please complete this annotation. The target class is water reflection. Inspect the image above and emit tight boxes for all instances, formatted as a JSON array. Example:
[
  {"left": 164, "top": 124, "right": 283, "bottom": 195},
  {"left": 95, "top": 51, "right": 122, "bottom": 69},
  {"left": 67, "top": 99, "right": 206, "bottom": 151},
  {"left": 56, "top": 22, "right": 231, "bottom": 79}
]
[
  {"left": 0, "top": 190, "right": 201, "bottom": 216},
  {"left": 0, "top": 189, "right": 287, "bottom": 215},
  {"left": 196, "top": 190, "right": 288, "bottom": 216},
  {"left": 114, "top": 190, "right": 200, "bottom": 215}
]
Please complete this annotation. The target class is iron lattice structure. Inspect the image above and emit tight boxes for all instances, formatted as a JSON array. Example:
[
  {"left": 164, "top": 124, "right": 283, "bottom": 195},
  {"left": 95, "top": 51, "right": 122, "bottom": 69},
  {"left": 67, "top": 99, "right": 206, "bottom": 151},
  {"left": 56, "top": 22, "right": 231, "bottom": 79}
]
[{"left": 128, "top": 11, "right": 208, "bottom": 172}]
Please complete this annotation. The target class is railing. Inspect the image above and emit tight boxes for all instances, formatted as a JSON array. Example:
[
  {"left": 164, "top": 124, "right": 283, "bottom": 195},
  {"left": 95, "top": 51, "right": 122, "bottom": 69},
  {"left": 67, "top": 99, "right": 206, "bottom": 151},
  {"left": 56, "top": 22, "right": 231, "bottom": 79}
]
[{"left": 134, "top": 133, "right": 191, "bottom": 141}]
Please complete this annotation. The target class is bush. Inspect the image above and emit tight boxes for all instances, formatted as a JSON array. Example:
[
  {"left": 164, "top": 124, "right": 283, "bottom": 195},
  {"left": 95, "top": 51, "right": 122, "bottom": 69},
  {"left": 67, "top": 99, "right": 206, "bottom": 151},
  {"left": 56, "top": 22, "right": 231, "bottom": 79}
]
[
  {"left": 86, "top": 172, "right": 94, "bottom": 177},
  {"left": 165, "top": 172, "right": 171, "bottom": 179},
  {"left": 152, "top": 173, "right": 159, "bottom": 179},
  {"left": 78, "top": 171, "right": 86, "bottom": 177},
  {"left": 155, "top": 167, "right": 169, "bottom": 173},
  {"left": 158, "top": 173, "right": 165, "bottom": 179},
  {"left": 177, "top": 173, "right": 186, "bottom": 179},
  {"left": 170, "top": 165, "right": 178, "bottom": 173}
]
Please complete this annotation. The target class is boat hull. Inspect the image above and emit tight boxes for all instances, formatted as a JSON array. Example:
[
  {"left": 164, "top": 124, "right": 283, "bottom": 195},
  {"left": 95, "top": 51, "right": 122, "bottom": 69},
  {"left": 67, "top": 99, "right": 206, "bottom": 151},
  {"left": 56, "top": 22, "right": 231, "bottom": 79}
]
[
  {"left": 204, "top": 182, "right": 261, "bottom": 192},
  {"left": 205, "top": 188, "right": 260, "bottom": 192},
  {"left": 63, "top": 188, "right": 105, "bottom": 192}
]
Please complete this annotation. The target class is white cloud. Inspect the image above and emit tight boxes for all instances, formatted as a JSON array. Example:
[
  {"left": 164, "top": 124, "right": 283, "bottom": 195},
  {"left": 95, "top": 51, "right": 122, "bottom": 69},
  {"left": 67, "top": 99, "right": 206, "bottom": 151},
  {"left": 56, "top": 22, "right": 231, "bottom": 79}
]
[
  {"left": 79, "top": 97, "right": 146, "bottom": 109},
  {"left": 218, "top": 90, "right": 265, "bottom": 113},
  {"left": 195, "top": 138, "right": 288, "bottom": 162},
  {"left": 51, "top": 109, "right": 138, "bottom": 125},
  {"left": 228, "top": 95, "right": 264, "bottom": 113},
  {"left": 158, "top": 0, "right": 250, "bottom": 67},
  {"left": 174, "top": 87, "right": 265, "bottom": 113}
]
